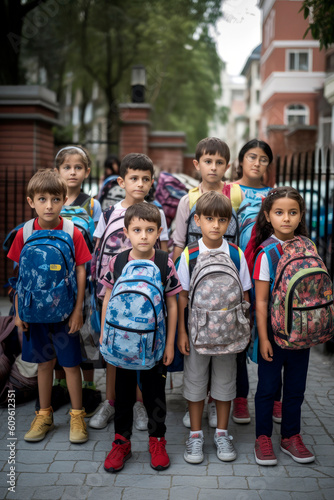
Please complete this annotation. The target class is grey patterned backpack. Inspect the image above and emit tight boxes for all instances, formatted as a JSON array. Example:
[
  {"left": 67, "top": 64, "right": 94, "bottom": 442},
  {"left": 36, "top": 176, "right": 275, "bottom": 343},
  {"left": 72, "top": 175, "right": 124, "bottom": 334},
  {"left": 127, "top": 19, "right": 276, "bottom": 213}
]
[{"left": 188, "top": 249, "right": 250, "bottom": 355}]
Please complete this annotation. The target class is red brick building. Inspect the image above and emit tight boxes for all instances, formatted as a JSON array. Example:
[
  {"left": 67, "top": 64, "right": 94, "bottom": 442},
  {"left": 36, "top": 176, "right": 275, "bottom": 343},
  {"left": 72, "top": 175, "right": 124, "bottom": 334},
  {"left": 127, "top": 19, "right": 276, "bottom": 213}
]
[{"left": 259, "top": 0, "right": 326, "bottom": 157}]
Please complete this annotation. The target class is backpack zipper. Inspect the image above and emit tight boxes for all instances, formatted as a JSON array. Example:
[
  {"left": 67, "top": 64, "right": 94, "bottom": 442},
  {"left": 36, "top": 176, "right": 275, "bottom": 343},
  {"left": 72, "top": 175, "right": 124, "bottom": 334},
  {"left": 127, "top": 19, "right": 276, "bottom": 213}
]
[
  {"left": 109, "top": 290, "right": 158, "bottom": 352},
  {"left": 274, "top": 255, "right": 325, "bottom": 292},
  {"left": 24, "top": 234, "right": 75, "bottom": 261},
  {"left": 286, "top": 268, "right": 332, "bottom": 333},
  {"left": 190, "top": 268, "right": 243, "bottom": 308},
  {"left": 22, "top": 236, "right": 75, "bottom": 282},
  {"left": 117, "top": 278, "right": 166, "bottom": 315}
]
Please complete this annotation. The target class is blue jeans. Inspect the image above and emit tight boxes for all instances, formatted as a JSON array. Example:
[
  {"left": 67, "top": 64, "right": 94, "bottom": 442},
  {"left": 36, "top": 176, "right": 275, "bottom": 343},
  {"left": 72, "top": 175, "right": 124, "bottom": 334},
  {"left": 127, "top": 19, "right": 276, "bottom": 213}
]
[
  {"left": 236, "top": 349, "right": 282, "bottom": 401},
  {"left": 255, "top": 339, "right": 310, "bottom": 438}
]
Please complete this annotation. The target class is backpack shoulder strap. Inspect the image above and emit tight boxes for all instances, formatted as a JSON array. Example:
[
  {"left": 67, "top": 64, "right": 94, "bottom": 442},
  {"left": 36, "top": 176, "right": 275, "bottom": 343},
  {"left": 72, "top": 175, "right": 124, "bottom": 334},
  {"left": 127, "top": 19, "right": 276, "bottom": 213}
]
[
  {"left": 185, "top": 241, "right": 200, "bottom": 278},
  {"left": 153, "top": 249, "right": 169, "bottom": 287},
  {"left": 227, "top": 242, "right": 241, "bottom": 272},
  {"left": 62, "top": 218, "right": 74, "bottom": 239},
  {"left": 103, "top": 205, "right": 115, "bottom": 226},
  {"left": 22, "top": 219, "right": 35, "bottom": 243},
  {"left": 255, "top": 239, "right": 283, "bottom": 292},
  {"left": 113, "top": 249, "right": 132, "bottom": 283},
  {"left": 72, "top": 192, "right": 90, "bottom": 208},
  {"left": 230, "top": 184, "right": 243, "bottom": 211},
  {"left": 188, "top": 186, "right": 200, "bottom": 210}
]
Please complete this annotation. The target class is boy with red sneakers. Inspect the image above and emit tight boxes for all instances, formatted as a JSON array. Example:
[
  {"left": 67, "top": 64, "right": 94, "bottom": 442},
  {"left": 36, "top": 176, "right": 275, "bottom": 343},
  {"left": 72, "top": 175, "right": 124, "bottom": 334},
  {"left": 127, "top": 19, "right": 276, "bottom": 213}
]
[{"left": 99, "top": 203, "right": 181, "bottom": 472}]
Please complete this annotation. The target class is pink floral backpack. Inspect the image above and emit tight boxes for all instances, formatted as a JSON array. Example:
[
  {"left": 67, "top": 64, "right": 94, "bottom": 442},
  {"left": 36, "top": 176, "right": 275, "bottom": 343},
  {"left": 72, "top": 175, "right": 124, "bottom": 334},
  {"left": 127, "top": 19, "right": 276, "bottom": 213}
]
[{"left": 271, "top": 235, "right": 334, "bottom": 349}]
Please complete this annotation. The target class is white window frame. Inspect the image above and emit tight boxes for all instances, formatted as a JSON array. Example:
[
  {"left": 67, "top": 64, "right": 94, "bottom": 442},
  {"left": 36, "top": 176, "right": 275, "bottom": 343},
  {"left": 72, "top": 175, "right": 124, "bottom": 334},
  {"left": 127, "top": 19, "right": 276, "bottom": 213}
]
[
  {"left": 286, "top": 49, "right": 312, "bottom": 72},
  {"left": 285, "top": 103, "right": 309, "bottom": 126}
]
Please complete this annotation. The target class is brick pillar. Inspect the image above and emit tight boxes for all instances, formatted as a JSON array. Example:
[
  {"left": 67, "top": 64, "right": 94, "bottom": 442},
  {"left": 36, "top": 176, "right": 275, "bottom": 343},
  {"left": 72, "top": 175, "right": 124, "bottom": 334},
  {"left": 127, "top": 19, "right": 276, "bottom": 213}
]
[
  {"left": 119, "top": 103, "right": 152, "bottom": 158},
  {"left": 148, "top": 132, "right": 187, "bottom": 173},
  {"left": 0, "top": 85, "right": 60, "bottom": 296}
]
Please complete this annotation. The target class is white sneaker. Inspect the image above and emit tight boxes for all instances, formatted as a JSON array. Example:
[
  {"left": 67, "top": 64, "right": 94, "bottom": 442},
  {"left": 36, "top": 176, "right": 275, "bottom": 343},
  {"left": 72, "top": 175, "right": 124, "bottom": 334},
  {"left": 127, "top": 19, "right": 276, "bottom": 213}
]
[
  {"left": 89, "top": 400, "right": 115, "bottom": 429},
  {"left": 184, "top": 433, "right": 204, "bottom": 464},
  {"left": 182, "top": 409, "right": 191, "bottom": 428},
  {"left": 133, "top": 401, "right": 148, "bottom": 431},
  {"left": 208, "top": 401, "right": 217, "bottom": 428},
  {"left": 214, "top": 432, "right": 237, "bottom": 462}
]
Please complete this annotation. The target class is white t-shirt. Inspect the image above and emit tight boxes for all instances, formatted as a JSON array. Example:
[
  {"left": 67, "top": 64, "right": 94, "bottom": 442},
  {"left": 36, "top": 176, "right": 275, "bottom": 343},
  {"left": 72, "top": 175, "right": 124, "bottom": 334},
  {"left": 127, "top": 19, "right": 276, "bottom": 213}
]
[
  {"left": 253, "top": 235, "right": 284, "bottom": 282},
  {"left": 177, "top": 237, "right": 252, "bottom": 292},
  {"left": 93, "top": 200, "right": 169, "bottom": 241}
]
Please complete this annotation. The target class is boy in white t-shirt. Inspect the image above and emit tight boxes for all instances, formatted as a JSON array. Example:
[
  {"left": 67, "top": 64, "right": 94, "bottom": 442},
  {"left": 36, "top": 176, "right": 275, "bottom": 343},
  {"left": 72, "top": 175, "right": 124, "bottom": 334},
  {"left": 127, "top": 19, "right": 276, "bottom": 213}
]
[{"left": 177, "top": 191, "right": 252, "bottom": 464}]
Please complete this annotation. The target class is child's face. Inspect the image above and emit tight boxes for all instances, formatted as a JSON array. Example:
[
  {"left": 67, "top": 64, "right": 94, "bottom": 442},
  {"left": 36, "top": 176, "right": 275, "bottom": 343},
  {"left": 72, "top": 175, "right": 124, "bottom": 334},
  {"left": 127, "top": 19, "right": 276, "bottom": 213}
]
[
  {"left": 118, "top": 169, "right": 153, "bottom": 203},
  {"left": 194, "top": 153, "right": 228, "bottom": 185},
  {"left": 123, "top": 217, "right": 162, "bottom": 256},
  {"left": 27, "top": 192, "right": 66, "bottom": 229},
  {"left": 194, "top": 213, "right": 230, "bottom": 247},
  {"left": 58, "top": 154, "right": 90, "bottom": 190},
  {"left": 265, "top": 197, "right": 302, "bottom": 241},
  {"left": 241, "top": 147, "right": 269, "bottom": 182}
]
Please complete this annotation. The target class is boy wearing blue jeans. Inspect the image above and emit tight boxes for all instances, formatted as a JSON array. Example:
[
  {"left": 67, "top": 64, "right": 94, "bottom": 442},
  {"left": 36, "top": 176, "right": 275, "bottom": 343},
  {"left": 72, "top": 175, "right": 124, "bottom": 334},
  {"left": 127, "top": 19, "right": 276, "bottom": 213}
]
[{"left": 8, "top": 169, "right": 92, "bottom": 443}]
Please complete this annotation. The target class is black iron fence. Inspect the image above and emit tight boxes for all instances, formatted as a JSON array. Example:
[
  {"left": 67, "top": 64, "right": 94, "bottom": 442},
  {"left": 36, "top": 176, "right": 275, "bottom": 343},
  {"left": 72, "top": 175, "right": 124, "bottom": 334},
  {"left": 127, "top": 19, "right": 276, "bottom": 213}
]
[
  {"left": 2, "top": 146, "right": 334, "bottom": 292},
  {"left": 275, "top": 146, "right": 334, "bottom": 278}
]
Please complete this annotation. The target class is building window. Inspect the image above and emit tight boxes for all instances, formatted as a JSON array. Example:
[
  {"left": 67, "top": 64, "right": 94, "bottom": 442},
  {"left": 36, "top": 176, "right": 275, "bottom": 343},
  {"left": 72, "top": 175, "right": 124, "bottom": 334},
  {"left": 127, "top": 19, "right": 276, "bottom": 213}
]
[
  {"left": 286, "top": 104, "right": 309, "bottom": 125},
  {"left": 256, "top": 90, "right": 260, "bottom": 104},
  {"left": 288, "top": 51, "right": 309, "bottom": 71}
]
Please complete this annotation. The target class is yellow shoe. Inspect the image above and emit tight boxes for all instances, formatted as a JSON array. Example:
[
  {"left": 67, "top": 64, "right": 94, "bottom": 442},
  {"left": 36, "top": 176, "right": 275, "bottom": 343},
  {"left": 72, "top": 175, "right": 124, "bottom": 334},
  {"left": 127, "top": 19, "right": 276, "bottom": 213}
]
[
  {"left": 70, "top": 409, "right": 88, "bottom": 444},
  {"left": 24, "top": 408, "right": 54, "bottom": 442}
]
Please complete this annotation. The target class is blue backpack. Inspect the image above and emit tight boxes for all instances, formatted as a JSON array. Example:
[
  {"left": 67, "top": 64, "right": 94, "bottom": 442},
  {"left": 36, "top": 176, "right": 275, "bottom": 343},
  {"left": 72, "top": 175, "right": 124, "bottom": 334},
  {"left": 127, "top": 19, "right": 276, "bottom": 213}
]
[
  {"left": 100, "top": 249, "right": 168, "bottom": 370},
  {"left": 16, "top": 218, "right": 77, "bottom": 324},
  {"left": 60, "top": 206, "right": 95, "bottom": 253}
]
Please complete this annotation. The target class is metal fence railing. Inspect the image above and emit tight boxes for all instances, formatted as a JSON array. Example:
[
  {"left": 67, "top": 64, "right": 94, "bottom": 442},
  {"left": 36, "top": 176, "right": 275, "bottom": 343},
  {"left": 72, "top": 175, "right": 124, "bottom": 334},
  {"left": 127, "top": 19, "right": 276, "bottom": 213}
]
[
  {"left": 275, "top": 146, "right": 334, "bottom": 278},
  {"left": 2, "top": 146, "right": 334, "bottom": 294}
]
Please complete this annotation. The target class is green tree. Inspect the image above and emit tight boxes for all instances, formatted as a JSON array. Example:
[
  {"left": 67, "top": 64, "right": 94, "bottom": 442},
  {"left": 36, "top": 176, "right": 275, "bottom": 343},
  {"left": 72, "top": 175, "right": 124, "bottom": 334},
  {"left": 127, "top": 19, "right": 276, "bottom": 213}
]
[
  {"left": 20, "top": 0, "right": 223, "bottom": 151},
  {"left": 300, "top": 0, "right": 334, "bottom": 50}
]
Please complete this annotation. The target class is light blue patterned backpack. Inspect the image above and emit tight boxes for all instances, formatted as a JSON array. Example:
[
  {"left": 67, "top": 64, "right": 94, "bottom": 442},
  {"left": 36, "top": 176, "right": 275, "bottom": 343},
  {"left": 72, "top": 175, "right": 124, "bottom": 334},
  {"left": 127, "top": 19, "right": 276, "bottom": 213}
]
[
  {"left": 16, "top": 218, "right": 77, "bottom": 324},
  {"left": 100, "top": 249, "right": 168, "bottom": 370}
]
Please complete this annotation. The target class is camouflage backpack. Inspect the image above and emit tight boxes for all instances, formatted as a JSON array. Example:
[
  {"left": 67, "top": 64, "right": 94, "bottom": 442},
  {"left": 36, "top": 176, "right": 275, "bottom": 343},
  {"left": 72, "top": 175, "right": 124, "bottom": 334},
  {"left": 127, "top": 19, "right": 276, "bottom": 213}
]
[
  {"left": 187, "top": 243, "right": 250, "bottom": 355},
  {"left": 271, "top": 235, "right": 334, "bottom": 349}
]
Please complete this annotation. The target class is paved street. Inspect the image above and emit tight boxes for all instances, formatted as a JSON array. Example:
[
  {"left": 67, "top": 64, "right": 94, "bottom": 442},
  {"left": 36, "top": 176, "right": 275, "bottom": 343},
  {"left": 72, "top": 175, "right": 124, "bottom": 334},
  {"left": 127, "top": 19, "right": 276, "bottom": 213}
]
[{"left": 1, "top": 298, "right": 334, "bottom": 500}]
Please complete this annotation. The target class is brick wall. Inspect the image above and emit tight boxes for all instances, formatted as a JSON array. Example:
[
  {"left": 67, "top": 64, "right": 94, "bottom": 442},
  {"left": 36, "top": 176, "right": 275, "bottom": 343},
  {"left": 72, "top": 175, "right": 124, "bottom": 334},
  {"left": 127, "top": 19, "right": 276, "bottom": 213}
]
[{"left": 0, "top": 86, "right": 59, "bottom": 296}]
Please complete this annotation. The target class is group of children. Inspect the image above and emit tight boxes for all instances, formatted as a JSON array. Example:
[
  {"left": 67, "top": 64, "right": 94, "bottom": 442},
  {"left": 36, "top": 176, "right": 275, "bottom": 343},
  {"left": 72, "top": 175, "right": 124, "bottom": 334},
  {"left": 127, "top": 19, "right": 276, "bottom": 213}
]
[{"left": 8, "top": 136, "right": 325, "bottom": 473}]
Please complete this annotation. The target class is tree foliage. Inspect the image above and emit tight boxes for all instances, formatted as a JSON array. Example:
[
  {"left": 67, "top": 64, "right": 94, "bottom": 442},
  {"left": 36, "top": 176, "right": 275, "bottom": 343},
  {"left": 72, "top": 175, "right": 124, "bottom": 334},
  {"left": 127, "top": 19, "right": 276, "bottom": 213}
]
[
  {"left": 300, "top": 0, "right": 334, "bottom": 50},
  {"left": 15, "top": 0, "right": 223, "bottom": 151}
]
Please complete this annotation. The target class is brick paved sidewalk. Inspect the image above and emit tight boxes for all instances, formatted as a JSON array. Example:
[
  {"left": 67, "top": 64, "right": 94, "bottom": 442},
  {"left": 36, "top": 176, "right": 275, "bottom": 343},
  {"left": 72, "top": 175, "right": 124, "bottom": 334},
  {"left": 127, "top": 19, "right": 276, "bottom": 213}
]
[{"left": 0, "top": 297, "right": 333, "bottom": 499}]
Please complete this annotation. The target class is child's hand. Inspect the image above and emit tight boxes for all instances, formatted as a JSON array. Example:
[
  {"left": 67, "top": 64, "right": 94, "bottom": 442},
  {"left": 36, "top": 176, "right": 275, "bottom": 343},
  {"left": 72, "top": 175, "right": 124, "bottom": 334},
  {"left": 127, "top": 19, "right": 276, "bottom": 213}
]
[
  {"left": 177, "top": 331, "right": 190, "bottom": 356},
  {"left": 68, "top": 308, "right": 83, "bottom": 334},
  {"left": 163, "top": 344, "right": 174, "bottom": 366},
  {"left": 260, "top": 339, "right": 273, "bottom": 362},
  {"left": 15, "top": 315, "right": 29, "bottom": 332},
  {"left": 99, "top": 331, "right": 103, "bottom": 345}
]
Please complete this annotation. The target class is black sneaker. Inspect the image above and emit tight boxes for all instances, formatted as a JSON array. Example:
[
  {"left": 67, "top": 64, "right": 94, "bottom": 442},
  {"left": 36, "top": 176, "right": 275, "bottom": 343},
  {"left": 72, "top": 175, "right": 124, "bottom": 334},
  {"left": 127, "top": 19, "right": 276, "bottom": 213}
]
[
  {"left": 35, "top": 384, "right": 70, "bottom": 412},
  {"left": 82, "top": 388, "right": 102, "bottom": 417}
]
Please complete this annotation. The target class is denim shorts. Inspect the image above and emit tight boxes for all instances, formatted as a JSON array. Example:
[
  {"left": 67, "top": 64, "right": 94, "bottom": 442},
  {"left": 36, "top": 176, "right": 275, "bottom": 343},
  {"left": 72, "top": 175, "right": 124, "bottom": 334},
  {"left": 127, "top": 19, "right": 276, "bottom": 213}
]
[{"left": 21, "top": 321, "right": 82, "bottom": 367}]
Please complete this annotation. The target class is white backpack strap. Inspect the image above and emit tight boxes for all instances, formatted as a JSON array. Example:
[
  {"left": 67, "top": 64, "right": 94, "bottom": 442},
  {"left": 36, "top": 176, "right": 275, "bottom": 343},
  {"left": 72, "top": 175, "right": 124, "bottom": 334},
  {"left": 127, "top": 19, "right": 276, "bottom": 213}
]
[
  {"left": 22, "top": 219, "right": 35, "bottom": 243},
  {"left": 62, "top": 218, "right": 74, "bottom": 239}
]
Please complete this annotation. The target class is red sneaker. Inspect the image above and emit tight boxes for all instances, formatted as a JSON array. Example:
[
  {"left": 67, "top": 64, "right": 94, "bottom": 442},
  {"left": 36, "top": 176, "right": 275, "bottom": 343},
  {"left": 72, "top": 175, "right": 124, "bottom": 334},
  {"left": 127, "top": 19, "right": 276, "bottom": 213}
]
[
  {"left": 232, "top": 397, "right": 251, "bottom": 424},
  {"left": 272, "top": 401, "right": 282, "bottom": 423},
  {"left": 149, "top": 437, "right": 170, "bottom": 470},
  {"left": 254, "top": 435, "right": 277, "bottom": 466},
  {"left": 280, "top": 434, "right": 315, "bottom": 464},
  {"left": 104, "top": 434, "right": 132, "bottom": 473}
]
